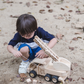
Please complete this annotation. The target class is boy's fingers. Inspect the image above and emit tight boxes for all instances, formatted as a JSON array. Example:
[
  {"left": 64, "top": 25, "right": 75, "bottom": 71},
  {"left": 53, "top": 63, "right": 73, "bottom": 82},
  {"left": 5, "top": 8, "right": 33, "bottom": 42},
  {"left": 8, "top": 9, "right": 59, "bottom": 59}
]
[
  {"left": 38, "top": 55, "right": 43, "bottom": 58},
  {"left": 40, "top": 56, "right": 43, "bottom": 59},
  {"left": 15, "top": 53, "right": 22, "bottom": 57},
  {"left": 35, "top": 52, "right": 39, "bottom": 57},
  {"left": 36, "top": 54, "right": 41, "bottom": 58},
  {"left": 36, "top": 55, "right": 40, "bottom": 58},
  {"left": 17, "top": 54, "right": 21, "bottom": 57}
]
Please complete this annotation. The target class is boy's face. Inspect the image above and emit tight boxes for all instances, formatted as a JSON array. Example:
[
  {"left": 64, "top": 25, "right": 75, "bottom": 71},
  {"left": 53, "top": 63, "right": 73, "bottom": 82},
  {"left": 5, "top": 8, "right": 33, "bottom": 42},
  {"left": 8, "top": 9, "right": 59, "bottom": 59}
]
[{"left": 21, "top": 31, "right": 35, "bottom": 39}]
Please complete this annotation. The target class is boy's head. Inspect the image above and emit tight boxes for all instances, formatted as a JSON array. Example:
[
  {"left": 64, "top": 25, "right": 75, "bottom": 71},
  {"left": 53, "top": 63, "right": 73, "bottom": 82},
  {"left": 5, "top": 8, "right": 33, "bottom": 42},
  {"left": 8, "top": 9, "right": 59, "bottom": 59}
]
[{"left": 16, "top": 14, "right": 37, "bottom": 37}]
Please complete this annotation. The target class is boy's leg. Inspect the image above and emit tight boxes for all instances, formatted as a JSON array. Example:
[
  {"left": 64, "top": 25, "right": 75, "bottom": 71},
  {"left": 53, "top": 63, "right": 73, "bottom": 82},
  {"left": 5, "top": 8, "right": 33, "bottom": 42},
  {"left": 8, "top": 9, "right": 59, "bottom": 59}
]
[
  {"left": 18, "top": 44, "right": 33, "bottom": 78},
  {"left": 20, "top": 46, "right": 29, "bottom": 61}
]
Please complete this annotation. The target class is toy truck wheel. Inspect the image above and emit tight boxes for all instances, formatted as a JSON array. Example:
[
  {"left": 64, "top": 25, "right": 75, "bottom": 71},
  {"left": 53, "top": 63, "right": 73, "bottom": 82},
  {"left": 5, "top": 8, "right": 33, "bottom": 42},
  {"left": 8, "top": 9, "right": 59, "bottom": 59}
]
[
  {"left": 52, "top": 76, "right": 58, "bottom": 83},
  {"left": 29, "top": 70, "right": 37, "bottom": 78},
  {"left": 44, "top": 74, "right": 51, "bottom": 82}
]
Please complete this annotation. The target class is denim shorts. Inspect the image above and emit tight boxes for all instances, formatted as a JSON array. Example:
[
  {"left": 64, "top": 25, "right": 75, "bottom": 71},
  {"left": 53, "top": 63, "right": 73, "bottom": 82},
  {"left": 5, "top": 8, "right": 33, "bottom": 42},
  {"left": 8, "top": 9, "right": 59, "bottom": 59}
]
[{"left": 18, "top": 43, "right": 41, "bottom": 60}]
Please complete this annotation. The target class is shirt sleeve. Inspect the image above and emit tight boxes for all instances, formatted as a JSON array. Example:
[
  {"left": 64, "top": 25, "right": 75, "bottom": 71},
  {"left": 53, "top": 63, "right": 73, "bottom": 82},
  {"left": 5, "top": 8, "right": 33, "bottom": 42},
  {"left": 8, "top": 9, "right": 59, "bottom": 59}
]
[
  {"left": 37, "top": 27, "right": 55, "bottom": 41},
  {"left": 8, "top": 33, "right": 21, "bottom": 47}
]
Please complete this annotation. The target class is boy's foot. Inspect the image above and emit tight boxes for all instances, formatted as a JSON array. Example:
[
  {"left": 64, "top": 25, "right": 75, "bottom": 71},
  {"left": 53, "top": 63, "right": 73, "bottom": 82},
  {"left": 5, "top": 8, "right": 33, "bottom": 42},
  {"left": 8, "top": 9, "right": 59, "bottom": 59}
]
[
  {"left": 20, "top": 73, "right": 27, "bottom": 82},
  {"left": 19, "top": 60, "right": 30, "bottom": 74},
  {"left": 20, "top": 73, "right": 27, "bottom": 78}
]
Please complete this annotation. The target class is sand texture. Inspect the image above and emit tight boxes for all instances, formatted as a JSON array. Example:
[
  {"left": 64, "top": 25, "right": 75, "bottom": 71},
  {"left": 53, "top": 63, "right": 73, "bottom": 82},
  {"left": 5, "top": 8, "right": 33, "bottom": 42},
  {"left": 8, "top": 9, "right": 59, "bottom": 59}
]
[{"left": 0, "top": 0, "right": 84, "bottom": 84}]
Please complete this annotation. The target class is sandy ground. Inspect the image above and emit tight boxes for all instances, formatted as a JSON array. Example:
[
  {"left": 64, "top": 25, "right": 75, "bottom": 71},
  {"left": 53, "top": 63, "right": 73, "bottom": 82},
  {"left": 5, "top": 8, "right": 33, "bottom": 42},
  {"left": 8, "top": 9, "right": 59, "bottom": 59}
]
[{"left": 0, "top": 0, "right": 84, "bottom": 84}]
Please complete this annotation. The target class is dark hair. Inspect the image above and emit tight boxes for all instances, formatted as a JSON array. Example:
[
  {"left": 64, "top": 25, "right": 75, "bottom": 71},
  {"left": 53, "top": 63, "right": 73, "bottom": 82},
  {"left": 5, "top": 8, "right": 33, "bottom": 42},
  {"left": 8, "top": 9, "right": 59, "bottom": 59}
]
[{"left": 16, "top": 14, "right": 37, "bottom": 36}]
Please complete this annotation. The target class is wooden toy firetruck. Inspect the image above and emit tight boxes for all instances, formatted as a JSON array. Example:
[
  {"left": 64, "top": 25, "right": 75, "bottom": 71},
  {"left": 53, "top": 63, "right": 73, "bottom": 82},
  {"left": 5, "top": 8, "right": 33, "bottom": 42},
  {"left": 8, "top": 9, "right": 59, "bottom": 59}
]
[{"left": 27, "top": 36, "right": 71, "bottom": 83}]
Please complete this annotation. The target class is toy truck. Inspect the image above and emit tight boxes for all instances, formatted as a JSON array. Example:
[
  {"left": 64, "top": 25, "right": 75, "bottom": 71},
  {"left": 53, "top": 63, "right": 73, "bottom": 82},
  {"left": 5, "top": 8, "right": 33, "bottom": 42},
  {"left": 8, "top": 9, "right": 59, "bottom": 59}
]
[{"left": 27, "top": 36, "right": 71, "bottom": 83}]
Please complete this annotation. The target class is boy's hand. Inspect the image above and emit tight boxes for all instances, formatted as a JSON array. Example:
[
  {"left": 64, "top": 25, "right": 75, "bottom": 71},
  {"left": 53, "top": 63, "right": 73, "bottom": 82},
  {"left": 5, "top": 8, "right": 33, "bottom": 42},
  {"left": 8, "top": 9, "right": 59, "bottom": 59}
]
[
  {"left": 35, "top": 50, "right": 48, "bottom": 59},
  {"left": 12, "top": 50, "right": 22, "bottom": 58}
]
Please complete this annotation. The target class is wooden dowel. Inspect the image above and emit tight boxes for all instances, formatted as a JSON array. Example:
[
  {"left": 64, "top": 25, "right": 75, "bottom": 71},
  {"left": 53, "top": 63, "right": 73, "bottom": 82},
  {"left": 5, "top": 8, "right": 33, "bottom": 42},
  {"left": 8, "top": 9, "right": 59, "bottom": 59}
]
[
  {"left": 35, "top": 36, "right": 59, "bottom": 59},
  {"left": 34, "top": 35, "right": 59, "bottom": 61},
  {"left": 34, "top": 36, "right": 58, "bottom": 59}
]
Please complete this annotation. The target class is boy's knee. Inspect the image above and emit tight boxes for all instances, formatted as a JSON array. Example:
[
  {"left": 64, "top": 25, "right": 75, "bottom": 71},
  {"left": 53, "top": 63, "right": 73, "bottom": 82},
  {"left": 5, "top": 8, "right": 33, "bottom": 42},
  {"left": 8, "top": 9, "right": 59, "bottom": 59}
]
[{"left": 20, "top": 46, "right": 29, "bottom": 53}]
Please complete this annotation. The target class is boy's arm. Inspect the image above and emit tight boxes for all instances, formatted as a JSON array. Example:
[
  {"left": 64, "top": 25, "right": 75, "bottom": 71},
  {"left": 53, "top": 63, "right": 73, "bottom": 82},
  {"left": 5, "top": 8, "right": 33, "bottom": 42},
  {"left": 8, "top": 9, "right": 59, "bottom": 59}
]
[
  {"left": 37, "top": 27, "right": 57, "bottom": 48},
  {"left": 7, "top": 45, "right": 15, "bottom": 53},
  {"left": 47, "top": 38, "right": 57, "bottom": 48},
  {"left": 7, "top": 33, "right": 22, "bottom": 57},
  {"left": 7, "top": 45, "right": 22, "bottom": 57}
]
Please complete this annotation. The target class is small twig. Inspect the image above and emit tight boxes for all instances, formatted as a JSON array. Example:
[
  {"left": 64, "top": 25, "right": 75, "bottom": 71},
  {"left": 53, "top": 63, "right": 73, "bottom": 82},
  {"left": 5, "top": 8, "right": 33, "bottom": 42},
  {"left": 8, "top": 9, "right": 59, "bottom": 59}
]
[{"left": 21, "top": 55, "right": 28, "bottom": 60}]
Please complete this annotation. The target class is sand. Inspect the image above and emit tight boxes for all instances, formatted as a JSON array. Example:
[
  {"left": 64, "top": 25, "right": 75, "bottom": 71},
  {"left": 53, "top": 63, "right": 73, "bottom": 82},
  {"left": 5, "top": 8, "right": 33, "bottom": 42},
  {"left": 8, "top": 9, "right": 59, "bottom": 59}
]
[{"left": 0, "top": 0, "right": 84, "bottom": 84}]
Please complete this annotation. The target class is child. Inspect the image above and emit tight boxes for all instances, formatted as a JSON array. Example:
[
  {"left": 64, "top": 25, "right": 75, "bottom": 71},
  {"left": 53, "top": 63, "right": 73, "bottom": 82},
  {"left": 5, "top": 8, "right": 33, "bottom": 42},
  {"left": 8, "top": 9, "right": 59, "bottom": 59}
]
[{"left": 7, "top": 14, "right": 57, "bottom": 78}]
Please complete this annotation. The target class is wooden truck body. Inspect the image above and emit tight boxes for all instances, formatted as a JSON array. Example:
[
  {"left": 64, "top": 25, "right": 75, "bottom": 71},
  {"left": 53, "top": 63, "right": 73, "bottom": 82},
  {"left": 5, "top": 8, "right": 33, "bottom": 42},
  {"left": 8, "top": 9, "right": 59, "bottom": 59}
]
[{"left": 27, "top": 36, "right": 71, "bottom": 83}]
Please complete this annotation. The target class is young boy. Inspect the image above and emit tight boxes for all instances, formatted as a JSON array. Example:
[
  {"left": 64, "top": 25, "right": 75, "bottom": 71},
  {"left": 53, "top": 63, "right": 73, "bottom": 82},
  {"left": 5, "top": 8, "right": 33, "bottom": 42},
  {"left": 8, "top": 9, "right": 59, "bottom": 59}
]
[{"left": 7, "top": 14, "right": 57, "bottom": 78}]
